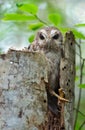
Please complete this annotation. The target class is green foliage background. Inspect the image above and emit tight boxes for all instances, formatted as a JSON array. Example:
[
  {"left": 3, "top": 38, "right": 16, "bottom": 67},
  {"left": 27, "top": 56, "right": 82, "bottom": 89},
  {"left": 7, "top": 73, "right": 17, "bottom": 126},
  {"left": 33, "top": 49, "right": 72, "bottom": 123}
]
[{"left": 0, "top": 0, "right": 85, "bottom": 129}]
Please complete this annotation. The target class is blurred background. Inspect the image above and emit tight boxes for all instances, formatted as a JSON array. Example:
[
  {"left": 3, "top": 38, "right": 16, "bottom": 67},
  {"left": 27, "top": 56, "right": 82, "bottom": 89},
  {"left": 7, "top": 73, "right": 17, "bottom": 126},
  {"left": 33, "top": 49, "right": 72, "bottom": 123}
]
[{"left": 0, "top": 0, "right": 85, "bottom": 129}]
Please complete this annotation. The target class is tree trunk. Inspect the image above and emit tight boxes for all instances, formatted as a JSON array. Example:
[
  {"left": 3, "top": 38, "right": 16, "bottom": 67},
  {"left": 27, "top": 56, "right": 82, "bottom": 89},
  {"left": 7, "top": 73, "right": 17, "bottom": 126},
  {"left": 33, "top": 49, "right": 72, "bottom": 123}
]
[
  {"left": 0, "top": 31, "right": 75, "bottom": 130},
  {"left": 60, "top": 31, "right": 75, "bottom": 130},
  {"left": 0, "top": 50, "right": 48, "bottom": 130}
]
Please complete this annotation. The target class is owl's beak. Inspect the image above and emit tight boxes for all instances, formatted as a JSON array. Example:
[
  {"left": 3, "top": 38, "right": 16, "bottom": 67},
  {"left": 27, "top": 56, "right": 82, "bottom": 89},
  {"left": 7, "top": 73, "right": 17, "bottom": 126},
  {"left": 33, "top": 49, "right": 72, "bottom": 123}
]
[{"left": 46, "top": 39, "right": 51, "bottom": 48}]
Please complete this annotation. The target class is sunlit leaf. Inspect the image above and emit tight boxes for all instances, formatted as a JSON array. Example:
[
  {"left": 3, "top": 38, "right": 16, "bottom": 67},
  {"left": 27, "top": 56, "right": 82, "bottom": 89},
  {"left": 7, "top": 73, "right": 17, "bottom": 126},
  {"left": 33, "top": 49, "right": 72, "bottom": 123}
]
[
  {"left": 79, "top": 84, "right": 85, "bottom": 88},
  {"left": 59, "top": 27, "right": 70, "bottom": 34},
  {"left": 19, "top": 4, "right": 38, "bottom": 15},
  {"left": 75, "top": 23, "right": 85, "bottom": 27},
  {"left": 3, "top": 13, "right": 36, "bottom": 21},
  {"left": 28, "top": 34, "right": 34, "bottom": 43},
  {"left": 48, "top": 13, "right": 61, "bottom": 26},
  {"left": 16, "top": 3, "right": 23, "bottom": 7},
  {"left": 72, "top": 29, "right": 85, "bottom": 39},
  {"left": 75, "top": 121, "right": 80, "bottom": 130},
  {"left": 29, "top": 22, "right": 44, "bottom": 30}
]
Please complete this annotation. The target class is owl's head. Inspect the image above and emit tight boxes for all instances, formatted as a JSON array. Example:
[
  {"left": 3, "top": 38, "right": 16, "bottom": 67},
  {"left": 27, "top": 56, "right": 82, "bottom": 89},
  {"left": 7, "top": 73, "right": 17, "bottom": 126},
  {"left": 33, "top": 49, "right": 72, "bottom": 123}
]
[{"left": 35, "top": 26, "right": 63, "bottom": 50}]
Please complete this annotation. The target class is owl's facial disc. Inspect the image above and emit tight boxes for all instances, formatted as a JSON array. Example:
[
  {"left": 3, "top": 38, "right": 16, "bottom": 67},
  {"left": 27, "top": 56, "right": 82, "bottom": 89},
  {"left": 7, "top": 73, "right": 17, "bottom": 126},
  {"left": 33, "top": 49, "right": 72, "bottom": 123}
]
[
  {"left": 39, "top": 29, "right": 47, "bottom": 41},
  {"left": 51, "top": 30, "right": 60, "bottom": 40},
  {"left": 39, "top": 33, "right": 45, "bottom": 40},
  {"left": 37, "top": 28, "right": 62, "bottom": 49},
  {"left": 52, "top": 34, "right": 59, "bottom": 40}
]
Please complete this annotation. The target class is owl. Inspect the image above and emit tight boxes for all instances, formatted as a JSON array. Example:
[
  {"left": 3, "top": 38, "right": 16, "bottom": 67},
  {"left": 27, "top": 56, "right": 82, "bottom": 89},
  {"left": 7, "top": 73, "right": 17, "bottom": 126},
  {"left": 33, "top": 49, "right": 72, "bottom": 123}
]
[{"left": 28, "top": 26, "right": 63, "bottom": 115}]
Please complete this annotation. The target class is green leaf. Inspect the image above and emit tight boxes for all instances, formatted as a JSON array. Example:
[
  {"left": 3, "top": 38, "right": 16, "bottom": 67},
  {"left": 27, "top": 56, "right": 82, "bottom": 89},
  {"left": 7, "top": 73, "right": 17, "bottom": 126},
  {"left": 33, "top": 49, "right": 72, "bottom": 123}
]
[
  {"left": 59, "top": 27, "right": 70, "bottom": 34},
  {"left": 72, "top": 29, "right": 85, "bottom": 39},
  {"left": 19, "top": 4, "right": 38, "bottom": 15},
  {"left": 79, "top": 84, "right": 85, "bottom": 88},
  {"left": 16, "top": 3, "right": 23, "bottom": 7},
  {"left": 28, "top": 34, "right": 34, "bottom": 43},
  {"left": 3, "top": 13, "right": 36, "bottom": 21},
  {"left": 29, "top": 22, "right": 44, "bottom": 30},
  {"left": 75, "top": 23, "right": 85, "bottom": 27},
  {"left": 48, "top": 13, "right": 61, "bottom": 26}
]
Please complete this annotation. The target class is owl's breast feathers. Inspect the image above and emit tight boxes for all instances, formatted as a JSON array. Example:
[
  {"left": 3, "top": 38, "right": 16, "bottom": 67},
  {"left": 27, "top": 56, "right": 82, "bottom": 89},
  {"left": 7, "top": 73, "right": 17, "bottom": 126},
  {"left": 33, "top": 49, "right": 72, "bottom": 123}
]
[{"left": 28, "top": 26, "right": 64, "bottom": 115}]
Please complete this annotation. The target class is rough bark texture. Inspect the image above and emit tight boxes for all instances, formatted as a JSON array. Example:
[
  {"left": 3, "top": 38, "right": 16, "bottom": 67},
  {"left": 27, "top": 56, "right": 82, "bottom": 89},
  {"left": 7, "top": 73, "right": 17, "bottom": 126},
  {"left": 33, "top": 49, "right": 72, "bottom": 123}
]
[
  {"left": 0, "top": 50, "right": 49, "bottom": 130},
  {"left": 0, "top": 31, "right": 75, "bottom": 130},
  {"left": 60, "top": 31, "right": 75, "bottom": 130},
  {"left": 45, "top": 31, "right": 75, "bottom": 130}
]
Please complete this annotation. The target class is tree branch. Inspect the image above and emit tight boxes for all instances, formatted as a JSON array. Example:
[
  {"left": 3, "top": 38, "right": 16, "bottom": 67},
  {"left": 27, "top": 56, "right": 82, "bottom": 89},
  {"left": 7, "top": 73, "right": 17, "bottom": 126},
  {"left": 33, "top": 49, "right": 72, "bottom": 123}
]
[
  {"left": 79, "top": 121, "right": 85, "bottom": 130},
  {"left": 34, "top": 14, "right": 48, "bottom": 25},
  {"left": 74, "top": 107, "right": 85, "bottom": 117}
]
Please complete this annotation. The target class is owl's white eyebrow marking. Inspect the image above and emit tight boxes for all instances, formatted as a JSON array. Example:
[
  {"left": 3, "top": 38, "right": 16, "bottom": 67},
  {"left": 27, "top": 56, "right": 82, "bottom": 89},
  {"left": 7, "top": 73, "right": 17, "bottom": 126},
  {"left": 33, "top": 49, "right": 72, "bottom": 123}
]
[
  {"left": 40, "top": 29, "right": 47, "bottom": 35},
  {"left": 50, "top": 30, "right": 57, "bottom": 35}
]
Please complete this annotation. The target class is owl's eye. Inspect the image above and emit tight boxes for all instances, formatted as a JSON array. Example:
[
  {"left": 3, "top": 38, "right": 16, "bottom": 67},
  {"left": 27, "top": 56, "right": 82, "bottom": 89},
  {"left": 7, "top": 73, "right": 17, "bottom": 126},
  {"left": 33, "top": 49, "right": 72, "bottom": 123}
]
[
  {"left": 39, "top": 33, "right": 45, "bottom": 40},
  {"left": 52, "top": 34, "right": 59, "bottom": 40}
]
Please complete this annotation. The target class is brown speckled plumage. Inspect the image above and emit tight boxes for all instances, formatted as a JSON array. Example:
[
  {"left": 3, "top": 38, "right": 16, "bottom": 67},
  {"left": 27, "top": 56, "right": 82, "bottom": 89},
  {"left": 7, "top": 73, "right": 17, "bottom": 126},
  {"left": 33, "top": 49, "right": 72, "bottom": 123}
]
[{"left": 28, "top": 26, "right": 63, "bottom": 115}]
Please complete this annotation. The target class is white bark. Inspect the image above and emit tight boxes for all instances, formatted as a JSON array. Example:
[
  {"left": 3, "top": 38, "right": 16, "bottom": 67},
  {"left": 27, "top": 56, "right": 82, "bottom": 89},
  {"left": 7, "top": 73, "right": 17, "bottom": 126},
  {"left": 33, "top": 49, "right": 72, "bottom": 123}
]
[{"left": 0, "top": 50, "right": 49, "bottom": 130}]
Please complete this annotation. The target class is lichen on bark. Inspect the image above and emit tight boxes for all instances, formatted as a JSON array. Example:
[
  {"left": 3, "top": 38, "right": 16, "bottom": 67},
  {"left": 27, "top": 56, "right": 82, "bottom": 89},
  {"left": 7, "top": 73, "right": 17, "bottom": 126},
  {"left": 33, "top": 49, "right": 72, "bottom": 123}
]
[{"left": 0, "top": 50, "right": 49, "bottom": 130}]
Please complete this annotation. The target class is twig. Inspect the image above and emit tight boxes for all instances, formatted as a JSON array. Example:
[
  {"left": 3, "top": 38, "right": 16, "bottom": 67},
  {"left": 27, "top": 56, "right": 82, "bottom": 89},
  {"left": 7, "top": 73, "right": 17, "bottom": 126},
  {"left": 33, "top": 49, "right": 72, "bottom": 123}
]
[
  {"left": 34, "top": 14, "right": 48, "bottom": 25},
  {"left": 76, "top": 51, "right": 84, "bottom": 60},
  {"left": 76, "top": 42, "right": 85, "bottom": 60},
  {"left": 79, "top": 121, "right": 85, "bottom": 130},
  {"left": 74, "top": 107, "right": 85, "bottom": 117},
  {"left": 74, "top": 40, "right": 85, "bottom": 129}
]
